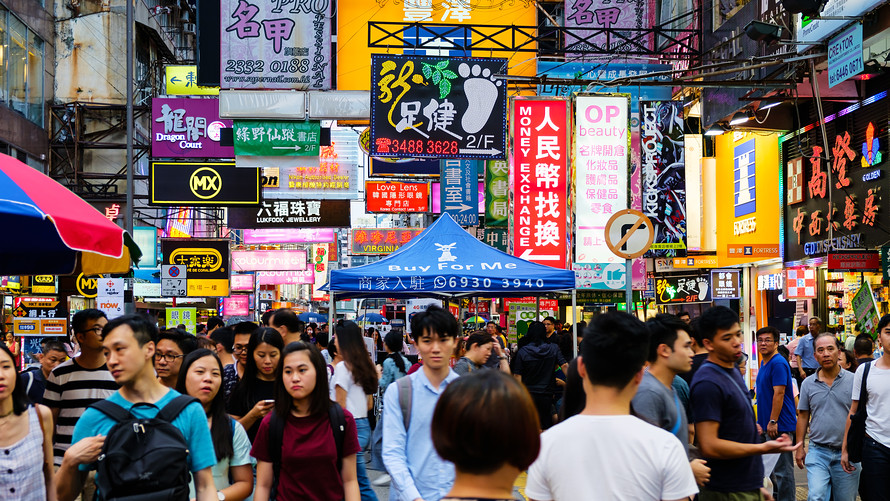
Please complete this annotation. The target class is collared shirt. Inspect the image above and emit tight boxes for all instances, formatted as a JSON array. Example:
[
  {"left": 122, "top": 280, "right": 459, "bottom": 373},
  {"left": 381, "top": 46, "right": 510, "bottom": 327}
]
[
  {"left": 795, "top": 334, "right": 819, "bottom": 369},
  {"left": 799, "top": 368, "right": 854, "bottom": 448},
  {"left": 755, "top": 354, "right": 797, "bottom": 433},
  {"left": 382, "top": 367, "right": 459, "bottom": 501}
]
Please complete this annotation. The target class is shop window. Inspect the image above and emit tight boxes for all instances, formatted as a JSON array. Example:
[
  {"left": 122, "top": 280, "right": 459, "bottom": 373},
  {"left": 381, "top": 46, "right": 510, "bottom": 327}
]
[{"left": 0, "top": 8, "right": 44, "bottom": 127}]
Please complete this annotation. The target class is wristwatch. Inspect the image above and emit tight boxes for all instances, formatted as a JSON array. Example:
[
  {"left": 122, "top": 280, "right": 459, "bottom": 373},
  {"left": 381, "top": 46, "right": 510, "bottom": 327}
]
[
  {"left": 769, "top": 420, "right": 777, "bottom": 425},
  {"left": 217, "top": 491, "right": 226, "bottom": 501}
]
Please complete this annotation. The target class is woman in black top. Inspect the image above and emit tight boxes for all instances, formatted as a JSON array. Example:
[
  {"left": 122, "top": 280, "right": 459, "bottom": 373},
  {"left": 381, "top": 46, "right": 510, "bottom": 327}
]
[
  {"left": 511, "top": 321, "right": 568, "bottom": 430},
  {"left": 227, "top": 327, "right": 284, "bottom": 441}
]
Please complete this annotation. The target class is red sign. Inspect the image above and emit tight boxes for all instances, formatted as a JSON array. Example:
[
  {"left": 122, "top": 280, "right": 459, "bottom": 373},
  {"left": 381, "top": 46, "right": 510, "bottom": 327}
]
[
  {"left": 365, "top": 182, "right": 429, "bottom": 213},
  {"left": 827, "top": 252, "right": 880, "bottom": 271},
  {"left": 350, "top": 228, "right": 423, "bottom": 255},
  {"left": 503, "top": 297, "right": 559, "bottom": 312},
  {"left": 511, "top": 99, "right": 569, "bottom": 268}
]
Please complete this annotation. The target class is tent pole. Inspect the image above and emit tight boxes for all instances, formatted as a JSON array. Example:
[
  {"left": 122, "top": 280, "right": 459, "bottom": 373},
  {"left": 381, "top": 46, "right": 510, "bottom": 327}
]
[
  {"left": 572, "top": 289, "right": 578, "bottom": 358},
  {"left": 536, "top": 296, "right": 540, "bottom": 319},
  {"left": 329, "top": 292, "right": 336, "bottom": 325}
]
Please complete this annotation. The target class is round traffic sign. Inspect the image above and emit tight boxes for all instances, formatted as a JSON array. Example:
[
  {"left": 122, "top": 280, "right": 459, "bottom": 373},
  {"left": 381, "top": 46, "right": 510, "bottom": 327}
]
[
  {"left": 604, "top": 209, "right": 655, "bottom": 259},
  {"left": 168, "top": 266, "right": 181, "bottom": 278}
]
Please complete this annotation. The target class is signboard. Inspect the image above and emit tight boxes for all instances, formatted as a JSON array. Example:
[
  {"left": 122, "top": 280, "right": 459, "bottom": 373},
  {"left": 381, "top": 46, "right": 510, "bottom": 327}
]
[
  {"left": 430, "top": 182, "right": 483, "bottom": 214},
  {"left": 827, "top": 252, "right": 881, "bottom": 271},
  {"left": 369, "top": 54, "right": 507, "bottom": 159},
  {"left": 256, "top": 270, "right": 314, "bottom": 285},
  {"left": 259, "top": 128, "right": 361, "bottom": 199},
  {"left": 655, "top": 275, "right": 712, "bottom": 304},
  {"left": 12, "top": 297, "right": 66, "bottom": 336},
  {"left": 166, "top": 308, "right": 197, "bottom": 334},
  {"left": 97, "top": 278, "right": 125, "bottom": 320},
  {"left": 311, "top": 244, "right": 328, "bottom": 301},
  {"left": 476, "top": 227, "right": 508, "bottom": 253},
  {"left": 220, "top": 0, "right": 331, "bottom": 89},
  {"left": 564, "top": 0, "right": 655, "bottom": 60},
  {"left": 165, "top": 66, "right": 219, "bottom": 95},
  {"left": 152, "top": 98, "right": 233, "bottom": 158},
  {"left": 31, "top": 275, "right": 56, "bottom": 294},
  {"left": 573, "top": 262, "right": 627, "bottom": 290},
  {"left": 231, "top": 249, "right": 308, "bottom": 272},
  {"left": 230, "top": 274, "right": 255, "bottom": 291},
  {"left": 351, "top": 228, "right": 423, "bottom": 255},
  {"left": 222, "top": 296, "right": 250, "bottom": 317},
  {"left": 133, "top": 227, "right": 158, "bottom": 267},
  {"left": 243, "top": 228, "right": 335, "bottom": 245},
  {"left": 537, "top": 62, "right": 672, "bottom": 104},
  {"left": 228, "top": 199, "right": 350, "bottom": 228},
  {"left": 150, "top": 162, "right": 261, "bottom": 206},
  {"left": 161, "top": 239, "right": 231, "bottom": 297},
  {"left": 852, "top": 281, "right": 880, "bottom": 333},
  {"left": 406, "top": 298, "right": 442, "bottom": 334},
  {"left": 511, "top": 98, "right": 569, "bottom": 268},
  {"left": 365, "top": 182, "right": 429, "bottom": 213},
  {"left": 828, "top": 23, "right": 863, "bottom": 87},
  {"left": 711, "top": 270, "right": 742, "bottom": 300},
  {"left": 370, "top": 158, "right": 440, "bottom": 177},
  {"left": 604, "top": 210, "right": 655, "bottom": 260},
  {"left": 485, "top": 159, "right": 509, "bottom": 227},
  {"left": 640, "top": 101, "right": 686, "bottom": 257},
  {"left": 785, "top": 268, "right": 817, "bottom": 299},
  {"left": 439, "top": 160, "right": 479, "bottom": 225},
  {"left": 574, "top": 94, "right": 630, "bottom": 263},
  {"left": 795, "top": 0, "right": 884, "bottom": 50},
  {"left": 233, "top": 121, "right": 321, "bottom": 157}
]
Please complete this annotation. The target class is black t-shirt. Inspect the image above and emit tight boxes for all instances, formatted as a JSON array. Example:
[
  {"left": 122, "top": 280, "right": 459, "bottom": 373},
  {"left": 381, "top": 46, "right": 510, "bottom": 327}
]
[
  {"left": 227, "top": 377, "right": 276, "bottom": 441},
  {"left": 513, "top": 343, "right": 567, "bottom": 394},
  {"left": 690, "top": 361, "right": 763, "bottom": 492},
  {"left": 679, "top": 352, "right": 709, "bottom": 385}
]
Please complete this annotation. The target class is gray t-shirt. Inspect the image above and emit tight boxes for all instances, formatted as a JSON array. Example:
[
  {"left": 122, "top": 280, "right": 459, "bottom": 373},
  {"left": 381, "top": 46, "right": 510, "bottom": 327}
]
[
  {"left": 632, "top": 371, "right": 689, "bottom": 454},
  {"left": 798, "top": 368, "right": 854, "bottom": 448},
  {"left": 453, "top": 356, "right": 484, "bottom": 376}
]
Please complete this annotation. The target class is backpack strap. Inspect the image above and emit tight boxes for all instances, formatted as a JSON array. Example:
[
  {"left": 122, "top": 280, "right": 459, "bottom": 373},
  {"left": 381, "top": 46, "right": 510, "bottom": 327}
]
[
  {"left": 397, "top": 375, "right": 412, "bottom": 431},
  {"left": 858, "top": 362, "right": 871, "bottom": 411},
  {"left": 328, "top": 402, "right": 346, "bottom": 470},
  {"left": 268, "top": 412, "right": 285, "bottom": 500},
  {"left": 23, "top": 371, "right": 34, "bottom": 395},
  {"left": 91, "top": 400, "right": 133, "bottom": 423},
  {"left": 157, "top": 395, "right": 200, "bottom": 423}
]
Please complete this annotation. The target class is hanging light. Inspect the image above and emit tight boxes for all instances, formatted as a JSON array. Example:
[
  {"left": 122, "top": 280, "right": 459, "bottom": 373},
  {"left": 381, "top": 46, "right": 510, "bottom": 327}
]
[
  {"left": 729, "top": 110, "right": 753, "bottom": 126},
  {"left": 705, "top": 123, "right": 727, "bottom": 136}
]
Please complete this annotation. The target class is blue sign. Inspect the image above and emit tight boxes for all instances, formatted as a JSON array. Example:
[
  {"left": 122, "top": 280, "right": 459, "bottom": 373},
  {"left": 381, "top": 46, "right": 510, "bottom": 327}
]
[
  {"left": 734, "top": 139, "right": 756, "bottom": 218},
  {"left": 440, "top": 159, "right": 479, "bottom": 226},
  {"left": 828, "top": 23, "right": 863, "bottom": 88},
  {"left": 536, "top": 62, "right": 672, "bottom": 114}
]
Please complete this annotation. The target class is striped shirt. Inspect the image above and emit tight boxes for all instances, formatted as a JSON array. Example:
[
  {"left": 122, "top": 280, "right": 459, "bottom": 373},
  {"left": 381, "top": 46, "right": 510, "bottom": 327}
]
[{"left": 43, "top": 359, "right": 118, "bottom": 466}]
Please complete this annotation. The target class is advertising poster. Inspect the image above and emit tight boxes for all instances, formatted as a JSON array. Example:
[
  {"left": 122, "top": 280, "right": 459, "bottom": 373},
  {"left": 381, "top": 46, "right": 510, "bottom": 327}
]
[
  {"left": 166, "top": 308, "right": 197, "bottom": 334},
  {"left": 12, "top": 297, "right": 67, "bottom": 336},
  {"left": 440, "top": 159, "right": 479, "bottom": 225},
  {"left": 572, "top": 262, "right": 627, "bottom": 290},
  {"left": 370, "top": 55, "right": 507, "bottom": 159},
  {"left": 511, "top": 98, "right": 569, "bottom": 268},
  {"left": 222, "top": 296, "right": 250, "bottom": 317},
  {"left": 851, "top": 280, "right": 880, "bottom": 333},
  {"left": 406, "top": 298, "right": 442, "bottom": 334},
  {"left": 485, "top": 159, "right": 509, "bottom": 227},
  {"left": 655, "top": 275, "right": 712, "bottom": 304},
  {"left": 231, "top": 249, "right": 308, "bottom": 272},
  {"left": 229, "top": 199, "right": 350, "bottom": 228},
  {"left": 574, "top": 94, "right": 630, "bottom": 263},
  {"left": 151, "top": 98, "right": 233, "bottom": 158},
  {"left": 230, "top": 274, "right": 255, "bottom": 291},
  {"left": 641, "top": 100, "right": 686, "bottom": 257},
  {"left": 220, "top": 0, "right": 331, "bottom": 89},
  {"left": 351, "top": 228, "right": 424, "bottom": 255},
  {"left": 507, "top": 303, "right": 557, "bottom": 345}
]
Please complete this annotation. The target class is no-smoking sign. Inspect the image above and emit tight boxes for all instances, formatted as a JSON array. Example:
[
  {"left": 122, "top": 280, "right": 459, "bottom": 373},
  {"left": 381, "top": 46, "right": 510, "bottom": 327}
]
[{"left": 604, "top": 209, "right": 655, "bottom": 260}]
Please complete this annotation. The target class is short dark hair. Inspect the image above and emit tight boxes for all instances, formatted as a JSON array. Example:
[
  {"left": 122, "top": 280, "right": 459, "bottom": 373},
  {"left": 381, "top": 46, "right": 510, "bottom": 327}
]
[
  {"left": 756, "top": 326, "right": 780, "bottom": 343},
  {"left": 698, "top": 306, "right": 739, "bottom": 342},
  {"left": 207, "top": 316, "right": 225, "bottom": 331},
  {"left": 315, "top": 330, "right": 329, "bottom": 348},
  {"left": 813, "top": 331, "right": 840, "bottom": 349},
  {"left": 158, "top": 329, "right": 198, "bottom": 355},
  {"left": 274, "top": 342, "right": 331, "bottom": 418},
  {"left": 101, "top": 314, "right": 158, "bottom": 347},
  {"left": 209, "top": 327, "right": 235, "bottom": 353},
  {"left": 231, "top": 321, "right": 258, "bottom": 336},
  {"left": 410, "top": 305, "right": 458, "bottom": 342},
  {"left": 677, "top": 311, "right": 691, "bottom": 318},
  {"left": 646, "top": 314, "right": 688, "bottom": 363},
  {"left": 543, "top": 316, "right": 557, "bottom": 325},
  {"left": 261, "top": 310, "right": 274, "bottom": 327},
  {"left": 72, "top": 309, "right": 107, "bottom": 337},
  {"left": 581, "top": 312, "right": 648, "bottom": 389},
  {"left": 272, "top": 309, "right": 302, "bottom": 333},
  {"left": 43, "top": 340, "right": 67, "bottom": 355},
  {"left": 432, "top": 370, "right": 540, "bottom": 474},
  {"left": 466, "top": 332, "right": 492, "bottom": 351},
  {"left": 878, "top": 314, "right": 890, "bottom": 332},
  {"left": 854, "top": 333, "right": 875, "bottom": 357}
]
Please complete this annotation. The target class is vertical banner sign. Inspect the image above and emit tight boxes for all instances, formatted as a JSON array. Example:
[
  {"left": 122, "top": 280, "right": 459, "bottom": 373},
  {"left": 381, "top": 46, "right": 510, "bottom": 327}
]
[
  {"left": 511, "top": 98, "right": 569, "bottom": 268},
  {"left": 220, "top": 0, "right": 331, "bottom": 89},
  {"left": 311, "top": 244, "right": 329, "bottom": 300},
  {"left": 485, "top": 160, "right": 509, "bottom": 227},
  {"left": 574, "top": 95, "right": 630, "bottom": 263},
  {"left": 440, "top": 160, "right": 479, "bottom": 225},
  {"left": 640, "top": 101, "right": 687, "bottom": 257}
]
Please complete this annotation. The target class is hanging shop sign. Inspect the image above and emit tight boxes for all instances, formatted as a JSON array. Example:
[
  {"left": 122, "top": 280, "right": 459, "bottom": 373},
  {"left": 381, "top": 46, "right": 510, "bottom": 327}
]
[
  {"left": 475, "top": 228, "right": 508, "bottom": 253},
  {"left": 166, "top": 308, "right": 197, "bottom": 334},
  {"left": 165, "top": 66, "right": 219, "bottom": 95},
  {"left": 232, "top": 249, "right": 307, "bottom": 272},
  {"left": 222, "top": 295, "right": 250, "bottom": 317},
  {"left": 757, "top": 272, "right": 785, "bottom": 291},
  {"left": 370, "top": 158, "right": 440, "bottom": 177},
  {"left": 795, "top": 0, "right": 884, "bottom": 51},
  {"left": 220, "top": 0, "right": 331, "bottom": 89},
  {"left": 151, "top": 98, "right": 233, "bottom": 158},
  {"left": 511, "top": 97, "right": 569, "bottom": 268},
  {"left": 30, "top": 275, "right": 56, "bottom": 294},
  {"left": 655, "top": 275, "right": 712, "bottom": 304},
  {"left": 785, "top": 267, "right": 817, "bottom": 299},
  {"left": 161, "top": 239, "right": 231, "bottom": 297},
  {"left": 710, "top": 270, "right": 741, "bottom": 300},
  {"left": 573, "top": 94, "right": 630, "bottom": 264},
  {"left": 782, "top": 97, "right": 888, "bottom": 263},
  {"left": 350, "top": 228, "right": 424, "bottom": 255},
  {"left": 228, "top": 199, "right": 350, "bottom": 228},
  {"left": 573, "top": 262, "right": 627, "bottom": 290},
  {"left": 150, "top": 162, "right": 261, "bottom": 206},
  {"left": 12, "top": 297, "right": 68, "bottom": 336},
  {"left": 564, "top": 0, "right": 655, "bottom": 61},
  {"left": 260, "top": 129, "right": 360, "bottom": 199},
  {"left": 132, "top": 227, "right": 158, "bottom": 268},
  {"left": 256, "top": 270, "right": 314, "bottom": 285},
  {"left": 430, "top": 182, "right": 484, "bottom": 214},
  {"left": 485, "top": 159, "right": 509, "bottom": 227},
  {"left": 827, "top": 251, "right": 881, "bottom": 271},
  {"left": 537, "top": 62, "right": 672, "bottom": 104},
  {"left": 243, "top": 228, "right": 335, "bottom": 245},
  {"left": 672, "top": 255, "right": 720, "bottom": 268},
  {"left": 828, "top": 23, "right": 863, "bottom": 87},
  {"left": 311, "top": 244, "right": 328, "bottom": 300},
  {"left": 640, "top": 101, "right": 686, "bottom": 257},
  {"left": 96, "top": 278, "right": 125, "bottom": 320},
  {"left": 230, "top": 274, "right": 255, "bottom": 292},
  {"left": 440, "top": 159, "right": 479, "bottom": 226},
  {"left": 852, "top": 280, "right": 880, "bottom": 333},
  {"left": 369, "top": 54, "right": 507, "bottom": 160},
  {"left": 365, "top": 182, "right": 429, "bottom": 213},
  {"left": 233, "top": 120, "right": 320, "bottom": 157}
]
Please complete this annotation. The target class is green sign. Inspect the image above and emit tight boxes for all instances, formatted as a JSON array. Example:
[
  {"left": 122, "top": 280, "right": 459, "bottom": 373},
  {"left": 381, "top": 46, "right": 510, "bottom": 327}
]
[
  {"left": 557, "top": 290, "right": 645, "bottom": 303},
  {"left": 485, "top": 160, "right": 508, "bottom": 227},
  {"left": 851, "top": 281, "right": 880, "bottom": 336},
  {"left": 165, "top": 307, "right": 197, "bottom": 334},
  {"left": 477, "top": 228, "right": 508, "bottom": 252},
  {"left": 233, "top": 120, "right": 321, "bottom": 157}
]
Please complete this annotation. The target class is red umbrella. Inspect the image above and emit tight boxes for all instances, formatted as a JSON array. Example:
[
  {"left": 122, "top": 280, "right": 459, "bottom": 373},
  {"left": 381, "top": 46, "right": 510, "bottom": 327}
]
[{"left": 0, "top": 153, "right": 141, "bottom": 275}]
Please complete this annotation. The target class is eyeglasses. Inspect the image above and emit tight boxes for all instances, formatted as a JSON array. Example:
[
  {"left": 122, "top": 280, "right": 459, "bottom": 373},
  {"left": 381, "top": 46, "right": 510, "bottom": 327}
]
[
  {"left": 79, "top": 326, "right": 103, "bottom": 335},
  {"left": 756, "top": 338, "right": 776, "bottom": 344},
  {"left": 156, "top": 353, "right": 184, "bottom": 363},
  {"left": 232, "top": 345, "right": 248, "bottom": 354}
]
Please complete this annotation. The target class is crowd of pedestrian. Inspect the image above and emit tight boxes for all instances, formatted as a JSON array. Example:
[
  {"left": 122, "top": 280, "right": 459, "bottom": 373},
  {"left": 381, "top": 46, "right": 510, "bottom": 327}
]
[{"left": 1, "top": 304, "right": 889, "bottom": 501}]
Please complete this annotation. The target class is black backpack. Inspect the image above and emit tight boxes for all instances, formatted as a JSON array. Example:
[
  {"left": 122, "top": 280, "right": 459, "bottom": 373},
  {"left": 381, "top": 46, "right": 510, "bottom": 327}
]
[
  {"left": 267, "top": 403, "right": 347, "bottom": 501},
  {"left": 91, "top": 395, "right": 198, "bottom": 501}
]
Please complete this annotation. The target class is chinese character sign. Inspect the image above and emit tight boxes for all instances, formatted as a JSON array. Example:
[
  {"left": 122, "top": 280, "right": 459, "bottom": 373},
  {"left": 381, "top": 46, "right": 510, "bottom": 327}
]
[
  {"left": 564, "top": 0, "right": 654, "bottom": 60},
  {"left": 574, "top": 95, "right": 630, "bottom": 263},
  {"left": 485, "top": 160, "right": 509, "bottom": 227},
  {"left": 311, "top": 244, "right": 328, "bottom": 300},
  {"left": 370, "top": 55, "right": 507, "bottom": 159},
  {"left": 366, "top": 182, "right": 429, "bottom": 213},
  {"left": 233, "top": 120, "right": 321, "bottom": 157},
  {"left": 511, "top": 98, "right": 569, "bottom": 268},
  {"left": 640, "top": 101, "right": 686, "bottom": 257},
  {"left": 439, "top": 159, "right": 479, "bottom": 225},
  {"left": 166, "top": 308, "right": 197, "bottom": 334},
  {"left": 655, "top": 274, "right": 712, "bottom": 304},
  {"left": 151, "top": 98, "right": 234, "bottom": 158},
  {"left": 220, "top": 0, "right": 331, "bottom": 89},
  {"left": 351, "top": 228, "right": 424, "bottom": 255}
]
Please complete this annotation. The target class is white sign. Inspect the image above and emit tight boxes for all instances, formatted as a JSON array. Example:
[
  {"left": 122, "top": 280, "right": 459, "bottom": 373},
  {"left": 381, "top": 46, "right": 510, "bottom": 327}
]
[
  {"left": 406, "top": 298, "right": 441, "bottom": 334},
  {"left": 161, "top": 279, "right": 187, "bottom": 297},
  {"left": 604, "top": 209, "right": 655, "bottom": 260},
  {"left": 796, "top": 0, "right": 883, "bottom": 50},
  {"left": 133, "top": 282, "right": 162, "bottom": 297},
  {"left": 161, "top": 265, "right": 187, "bottom": 280},
  {"left": 654, "top": 258, "right": 675, "bottom": 273},
  {"left": 573, "top": 262, "right": 626, "bottom": 290},
  {"left": 574, "top": 95, "right": 630, "bottom": 262},
  {"left": 828, "top": 23, "right": 864, "bottom": 87},
  {"left": 97, "top": 278, "right": 125, "bottom": 320}
]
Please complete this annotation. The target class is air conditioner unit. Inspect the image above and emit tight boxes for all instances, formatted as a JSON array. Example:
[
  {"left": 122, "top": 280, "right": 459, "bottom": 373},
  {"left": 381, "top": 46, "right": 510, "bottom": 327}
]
[{"left": 183, "top": 23, "right": 196, "bottom": 34}]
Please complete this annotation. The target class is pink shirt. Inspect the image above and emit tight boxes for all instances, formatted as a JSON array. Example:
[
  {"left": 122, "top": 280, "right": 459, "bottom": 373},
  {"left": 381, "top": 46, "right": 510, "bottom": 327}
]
[{"left": 786, "top": 337, "right": 800, "bottom": 368}]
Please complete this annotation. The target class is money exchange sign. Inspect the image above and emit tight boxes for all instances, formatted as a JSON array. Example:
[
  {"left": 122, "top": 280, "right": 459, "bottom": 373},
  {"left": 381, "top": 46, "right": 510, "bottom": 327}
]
[{"left": 370, "top": 55, "right": 507, "bottom": 159}]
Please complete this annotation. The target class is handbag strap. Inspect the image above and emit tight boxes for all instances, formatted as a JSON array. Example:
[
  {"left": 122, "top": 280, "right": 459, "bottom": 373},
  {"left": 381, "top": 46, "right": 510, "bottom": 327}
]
[{"left": 858, "top": 362, "right": 872, "bottom": 414}]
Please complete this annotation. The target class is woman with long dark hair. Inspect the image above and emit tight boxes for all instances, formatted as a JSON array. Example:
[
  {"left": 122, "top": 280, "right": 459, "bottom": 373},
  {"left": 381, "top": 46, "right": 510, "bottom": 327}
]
[
  {"left": 0, "top": 342, "right": 56, "bottom": 500},
  {"left": 379, "top": 330, "right": 409, "bottom": 390},
  {"left": 252, "top": 342, "right": 360, "bottom": 501},
  {"left": 512, "top": 321, "right": 568, "bottom": 429},
  {"left": 227, "top": 327, "right": 284, "bottom": 441},
  {"left": 333, "top": 321, "right": 379, "bottom": 501},
  {"left": 176, "top": 349, "right": 253, "bottom": 500}
]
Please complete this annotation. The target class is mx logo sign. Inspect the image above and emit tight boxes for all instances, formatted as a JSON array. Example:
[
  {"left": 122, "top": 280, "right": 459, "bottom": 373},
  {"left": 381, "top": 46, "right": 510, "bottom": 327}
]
[
  {"left": 189, "top": 167, "right": 222, "bottom": 199},
  {"left": 734, "top": 139, "right": 756, "bottom": 217}
]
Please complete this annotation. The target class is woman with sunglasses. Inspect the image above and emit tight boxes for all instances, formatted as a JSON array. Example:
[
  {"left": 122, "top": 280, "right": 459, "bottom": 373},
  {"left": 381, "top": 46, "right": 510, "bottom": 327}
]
[{"left": 228, "top": 328, "right": 284, "bottom": 442}]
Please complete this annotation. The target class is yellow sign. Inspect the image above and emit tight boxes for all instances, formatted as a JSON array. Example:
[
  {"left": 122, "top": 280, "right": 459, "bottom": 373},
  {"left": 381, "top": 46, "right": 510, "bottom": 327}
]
[
  {"left": 187, "top": 279, "right": 230, "bottom": 297},
  {"left": 76, "top": 273, "right": 99, "bottom": 298},
  {"left": 262, "top": 167, "right": 279, "bottom": 188},
  {"left": 32, "top": 275, "right": 56, "bottom": 294},
  {"left": 165, "top": 66, "right": 219, "bottom": 96},
  {"left": 715, "top": 132, "right": 782, "bottom": 265},
  {"left": 169, "top": 248, "right": 224, "bottom": 273},
  {"left": 40, "top": 318, "right": 68, "bottom": 335},
  {"left": 189, "top": 167, "right": 223, "bottom": 199},
  {"left": 338, "top": 0, "right": 536, "bottom": 93},
  {"left": 13, "top": 318, "right": 40, "bottom": 335}
]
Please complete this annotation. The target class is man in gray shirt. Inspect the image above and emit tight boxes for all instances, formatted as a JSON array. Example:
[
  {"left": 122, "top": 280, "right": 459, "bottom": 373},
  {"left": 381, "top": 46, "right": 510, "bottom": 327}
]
[
  {"left": 633, "top": 313, "right": 710, "bottom": 486},
  {"left": 795, "top": 331, "right": 860, "bottom": 500}
]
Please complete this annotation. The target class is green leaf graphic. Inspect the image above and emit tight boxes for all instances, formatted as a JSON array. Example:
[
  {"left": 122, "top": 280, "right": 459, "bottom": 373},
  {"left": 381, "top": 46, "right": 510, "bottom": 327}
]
[
  {"left": 421, "top": 63, "right": 432, "bottom": 79},
  {"left": 442, "top": 70, "right": 458, "bottom": 79},
  {"left": 436, "top": 60, "right": 448, "bottom": 69},
  {"left": 439, "top": 79, "right": 451, "bottom": 99},
  {"left": 432, "top": 71, "right": 441, "bottom": 84}
]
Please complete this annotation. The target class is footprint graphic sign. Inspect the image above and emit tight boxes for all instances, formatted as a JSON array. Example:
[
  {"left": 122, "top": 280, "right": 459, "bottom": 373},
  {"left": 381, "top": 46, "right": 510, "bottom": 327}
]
[{"left": 370, "top": 54, "right": 507, "bottom": 160}]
